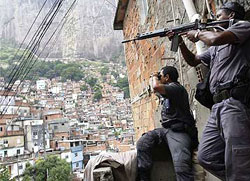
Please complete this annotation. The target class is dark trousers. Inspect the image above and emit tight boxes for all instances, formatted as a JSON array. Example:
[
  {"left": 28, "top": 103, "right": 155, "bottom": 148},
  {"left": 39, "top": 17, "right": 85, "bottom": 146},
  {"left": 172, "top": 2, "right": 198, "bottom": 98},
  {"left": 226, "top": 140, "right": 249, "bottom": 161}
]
[
  {"left": 136, "top": 128, "right": 194, "bottom": 181},
  {"left": 198, "top": 98, "right": 250, "bottom": 181}
]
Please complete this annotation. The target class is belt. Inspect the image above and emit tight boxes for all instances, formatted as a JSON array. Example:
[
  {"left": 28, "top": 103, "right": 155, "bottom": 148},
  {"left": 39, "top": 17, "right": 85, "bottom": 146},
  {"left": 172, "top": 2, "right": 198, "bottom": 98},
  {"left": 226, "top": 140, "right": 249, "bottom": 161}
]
[
  {"left": 213, "top": 83, "right": 250, "bottom": 104},
  {"left": 213, "top": 89, "right": 231, "bottom": 104}
]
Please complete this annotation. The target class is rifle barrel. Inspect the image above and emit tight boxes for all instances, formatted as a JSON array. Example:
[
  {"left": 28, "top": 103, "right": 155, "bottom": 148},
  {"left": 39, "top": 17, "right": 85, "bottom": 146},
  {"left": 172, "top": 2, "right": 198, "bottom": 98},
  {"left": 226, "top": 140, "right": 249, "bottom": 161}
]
[
  {"left": 121, "top": 19, "right": 233, "bottom": 44},
  {"left": 207, "top": 19, "right": 230, "bottom": 26},
  {"left": 122, "top": 39, "right": 136, "bottom": 43}
]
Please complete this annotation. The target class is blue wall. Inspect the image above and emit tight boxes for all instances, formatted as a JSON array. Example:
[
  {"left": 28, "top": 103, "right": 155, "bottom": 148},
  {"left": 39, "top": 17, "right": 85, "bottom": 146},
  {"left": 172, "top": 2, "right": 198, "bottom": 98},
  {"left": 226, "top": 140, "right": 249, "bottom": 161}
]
[{"left": 71, "top": 145, "right": 83, "bottom": 171}]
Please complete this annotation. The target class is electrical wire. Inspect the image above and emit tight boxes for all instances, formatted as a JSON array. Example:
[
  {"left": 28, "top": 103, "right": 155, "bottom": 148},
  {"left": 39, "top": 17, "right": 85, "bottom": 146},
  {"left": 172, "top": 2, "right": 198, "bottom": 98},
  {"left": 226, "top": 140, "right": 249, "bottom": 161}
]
[
  {"left": 105, "top": 0, "right": 117, "bottom": 9},
  {"left": 0, "top": 0, "right": 65, "bottom": 116},
  {"left": 5, "top": 0, "right": 49, "bottom": 87},
  {"left": 0, "top": 0, "right": 52, "bottom": 106},
  {"left": 4, "top": 0, "right": 61, "bottom": 91},
  {"left": 0, "top": 0, "right": 62, "bottom": 115},
  {"left": 1, "top": 0, "right": 78, "bottom": 118},
  {"left": 93, "top": 0, "right": 106, "bottom": 24},
  {"left": 20, "top": 0, "right": 77, "bottom": 83}
]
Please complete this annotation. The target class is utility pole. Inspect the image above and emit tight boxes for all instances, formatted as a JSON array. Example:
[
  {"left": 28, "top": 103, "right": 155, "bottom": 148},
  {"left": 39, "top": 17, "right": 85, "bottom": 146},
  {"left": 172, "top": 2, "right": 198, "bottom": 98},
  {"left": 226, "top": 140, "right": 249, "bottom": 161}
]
[
  {"left": 17, "top": 157, "right": 20, "bottom": 181},
  {"left": 42, "top": 112, "right": 47, "bottom": 159}
]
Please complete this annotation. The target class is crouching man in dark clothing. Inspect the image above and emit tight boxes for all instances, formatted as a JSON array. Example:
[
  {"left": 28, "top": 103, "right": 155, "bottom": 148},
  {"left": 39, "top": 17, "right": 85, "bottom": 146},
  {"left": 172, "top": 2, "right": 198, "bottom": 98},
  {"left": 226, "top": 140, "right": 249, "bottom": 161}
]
[{"left": 136, "top": 66, "right": 198, "bottom": 181}]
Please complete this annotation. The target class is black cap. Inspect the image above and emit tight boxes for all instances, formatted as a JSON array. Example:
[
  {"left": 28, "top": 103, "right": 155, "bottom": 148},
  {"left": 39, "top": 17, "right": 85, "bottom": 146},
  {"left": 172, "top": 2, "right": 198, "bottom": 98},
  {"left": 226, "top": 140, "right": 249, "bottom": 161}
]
[{"left": 220, "top": 2, "right": 245, "bottom": 18}]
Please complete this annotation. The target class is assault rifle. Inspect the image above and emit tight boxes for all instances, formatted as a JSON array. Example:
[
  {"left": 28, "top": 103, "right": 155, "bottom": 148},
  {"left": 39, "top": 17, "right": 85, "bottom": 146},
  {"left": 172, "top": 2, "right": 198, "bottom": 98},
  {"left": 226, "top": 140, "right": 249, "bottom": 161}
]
[{"left": 122, "top": 19, "right": 235, "bottom": 52}]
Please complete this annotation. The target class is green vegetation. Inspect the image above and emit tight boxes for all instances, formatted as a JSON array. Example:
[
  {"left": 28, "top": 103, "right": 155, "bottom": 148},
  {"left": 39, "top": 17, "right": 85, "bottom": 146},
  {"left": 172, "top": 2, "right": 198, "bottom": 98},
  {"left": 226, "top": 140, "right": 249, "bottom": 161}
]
[
  {"left": 23, "top": 155, "right": 72, "bottom": 181},
  {"left": 111, "top": 70, "right": 119, "bottom": 79},
  {"left": 115, "top": 76, "right": 130, "bottom": 98},
  {"left": 0, "top": 165, "right": 11, "bottom": 181},
  {"left": 93, "top": 89, "right": 102, "bottom": 102},
  {"left": 0, "top": 41, "right": 130, "bottom": 100},
  {"left": 100, "top": 66, "right": 109, "bottom": 75},
  {"left": 0, "top": 42, "right": 26, "bottom": 78},
  {"left": 86, "top": 77, "right": 97, "bottom": 87},
  {"left": 93, "top": 84, "right": 103, "bottom": 102},
  {"left": 80, "top": 84, "right": 88, "bottom": 91},
  {"left": 29, "top": 61, "right": 84, "bottom": 81},
  {"left": 0, "top": 42, "right": 85, "bottom": 81}
]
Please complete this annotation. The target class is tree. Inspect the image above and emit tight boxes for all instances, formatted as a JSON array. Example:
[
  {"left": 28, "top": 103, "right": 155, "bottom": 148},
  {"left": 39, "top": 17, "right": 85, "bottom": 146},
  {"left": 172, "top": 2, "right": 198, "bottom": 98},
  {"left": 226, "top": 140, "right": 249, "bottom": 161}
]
[
  {"left": 93, "top": 89, "right": 102, "bottom": 102},
  {"left": 23, "top": 155, "right": 72, "bottom": 181},
  {"left": 100, "top": 66, "right": 109, "bottom": 75},
  {"left": 116, "top": 77, "right": 129, "bottom": 89},
  {"left": 61, "top": 66, "right": 84, "bottom": 81},
  {"left": 80, "top": 84, "right": 88, "bottom": 91},
  {"left": 111, "top": 71, "right": 119, "bottom": 79},
  {"left": 93, "top": 84, "right": 102, "bottom": 91},
  {"left": 0, "top": 165, "right": 11, "bottom": 181},
  {"left": 123, "top": 87, "right": 130, "bottom": 98},
  {"left": 86, "top": 77, "right": 97, "bottom": 87},
  {"left": 116, "top": 76, "right": 130, "bottom": 98}
]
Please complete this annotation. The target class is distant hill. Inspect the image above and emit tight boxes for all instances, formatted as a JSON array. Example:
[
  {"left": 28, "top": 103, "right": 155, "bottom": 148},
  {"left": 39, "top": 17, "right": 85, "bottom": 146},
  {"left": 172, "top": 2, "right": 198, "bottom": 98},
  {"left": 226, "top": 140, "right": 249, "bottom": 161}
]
[{"left": 0, "top": 0, "right": 123, "bottom": 61}]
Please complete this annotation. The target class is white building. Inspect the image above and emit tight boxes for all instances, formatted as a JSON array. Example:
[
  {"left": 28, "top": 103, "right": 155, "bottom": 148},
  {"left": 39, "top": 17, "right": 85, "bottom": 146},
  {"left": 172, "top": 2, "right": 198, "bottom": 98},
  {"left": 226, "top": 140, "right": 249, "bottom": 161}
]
[
  {"left": 116, "top": 92, "right": 124, "bottom": 101},
  {"left": 50, "top": 86, "right": 62, "bottom": 94},
  {"left": 36, "top": 80, "right": 47, "bottom": 90},
  {"left": 0, "top": 91, "right": 16, "bottom": 114},
  {"left": 61, "top": 151, "right": 72, "bottom": 163}
]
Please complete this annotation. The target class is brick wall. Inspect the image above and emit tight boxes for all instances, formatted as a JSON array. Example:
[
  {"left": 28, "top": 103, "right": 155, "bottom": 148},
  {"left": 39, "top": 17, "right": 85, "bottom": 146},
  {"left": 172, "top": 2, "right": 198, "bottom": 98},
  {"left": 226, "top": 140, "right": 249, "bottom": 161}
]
[
  {"left": 122, "top": 0, "right": 193, "bottom": 139},
  {"left": 84, "top": 144, "right": 106, "bottom": 153},
  {"left": 45, "top": 113, "right": 63, "bottom": 121},
  {"left": 54, "top": 132, "right": 70, "bottom": 140}
]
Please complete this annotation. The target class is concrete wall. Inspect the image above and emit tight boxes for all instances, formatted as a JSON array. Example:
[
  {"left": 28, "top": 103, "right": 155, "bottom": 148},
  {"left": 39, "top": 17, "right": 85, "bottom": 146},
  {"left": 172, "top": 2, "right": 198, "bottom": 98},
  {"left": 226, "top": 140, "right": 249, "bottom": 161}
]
[
  {"left": 0, "top": 147, "right": 24, "bottom": 157},
  {"left": 0, "top": 135, "right": 24, "bottom": 148}
]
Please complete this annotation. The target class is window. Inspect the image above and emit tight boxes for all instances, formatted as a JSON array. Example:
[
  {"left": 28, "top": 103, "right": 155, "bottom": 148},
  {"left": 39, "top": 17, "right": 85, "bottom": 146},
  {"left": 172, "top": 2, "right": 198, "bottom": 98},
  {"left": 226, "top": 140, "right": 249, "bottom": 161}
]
[
  {"left": 3, "top": 140, "right": 8, "bottom": 144},
  {"left": 18, "top": 164, "right": 23, "bottom": 170},
  {"left": 75, "top": 153, "right": 78, "bottom": 157},
  {"left": 65, "top": 155, "right": 69, "bottom": 159},
  {"left": 33, "top": 132, "right": 38, "bottom": 139},
  {"left": 4, "top": 151, "right": 7, "bottom": 157},
  {"left": 54, "top": 126, "right": 58, "bottom": 130},
  {"left": 0, "top": 127, "right": 2, "bottom": 132},
  {"left": 17, "top": 149, "right": 20, "bottom": 155}
]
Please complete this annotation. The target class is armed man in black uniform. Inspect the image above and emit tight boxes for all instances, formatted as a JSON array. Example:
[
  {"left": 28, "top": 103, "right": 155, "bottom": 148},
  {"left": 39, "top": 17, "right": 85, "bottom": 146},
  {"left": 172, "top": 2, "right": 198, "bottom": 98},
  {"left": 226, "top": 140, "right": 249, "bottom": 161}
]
[
  {"left": 167, "top": 2, "right": 250, "bottom": 180},
  {"left": 136, "top": 66, "right": 198, "bottom": 181}
]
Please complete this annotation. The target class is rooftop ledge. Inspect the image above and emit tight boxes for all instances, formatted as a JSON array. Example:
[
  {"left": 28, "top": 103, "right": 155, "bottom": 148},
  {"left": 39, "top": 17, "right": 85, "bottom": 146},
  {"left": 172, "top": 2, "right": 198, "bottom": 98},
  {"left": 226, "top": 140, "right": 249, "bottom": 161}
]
[{"left": 113, "top": 0, "right": 129, "bottom": 30}]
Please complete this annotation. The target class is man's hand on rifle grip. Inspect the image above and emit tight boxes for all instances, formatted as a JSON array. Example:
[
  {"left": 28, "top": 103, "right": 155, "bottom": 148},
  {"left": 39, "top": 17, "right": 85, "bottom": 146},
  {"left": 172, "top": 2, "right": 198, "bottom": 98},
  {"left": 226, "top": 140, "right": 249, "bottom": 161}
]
[
  {"left": 166, "top": 31, "right": 184, "bottom": 44},
  {"left": 185, "top": 30, "right": 200, "bottom": 43},
  {"left": 166, "top": 31, "right": 175, "bottom": 41}
]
